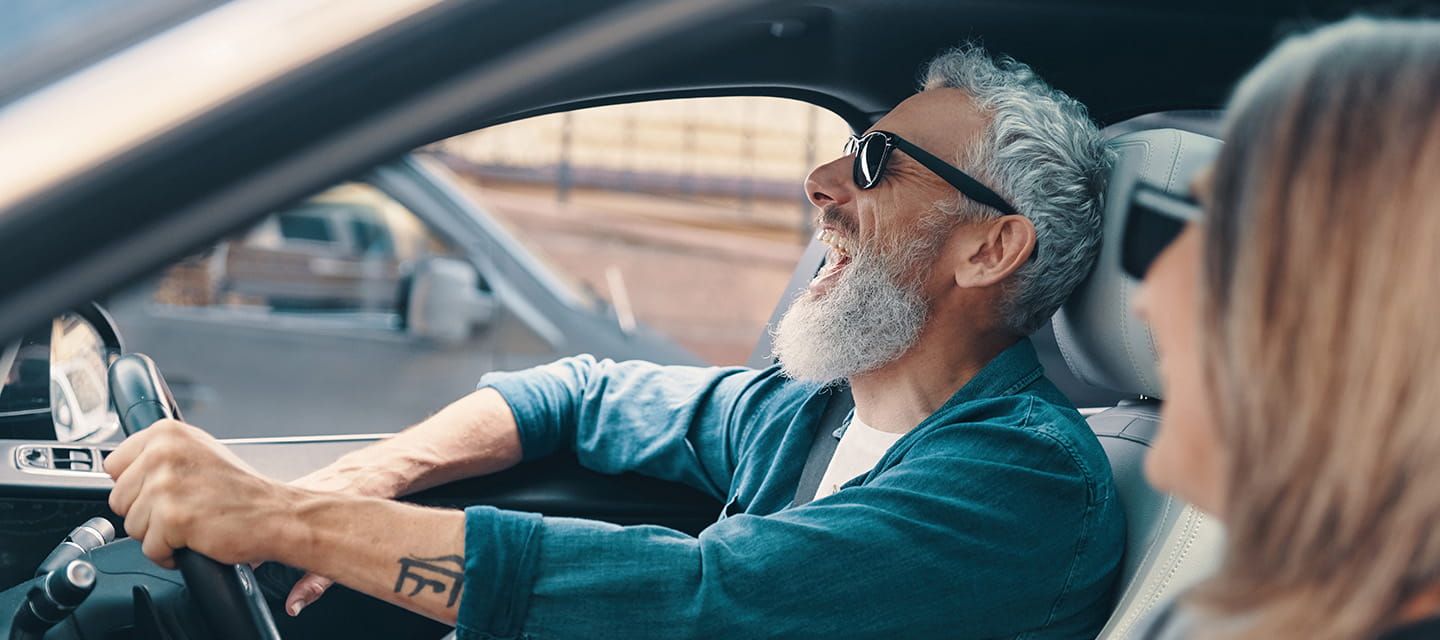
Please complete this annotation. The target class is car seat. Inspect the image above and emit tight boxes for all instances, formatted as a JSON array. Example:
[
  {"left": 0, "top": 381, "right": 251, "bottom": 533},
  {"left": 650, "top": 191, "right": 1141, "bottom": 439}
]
[{"left": 1053, "top": 127, "right": 1226, "bottom": 639}]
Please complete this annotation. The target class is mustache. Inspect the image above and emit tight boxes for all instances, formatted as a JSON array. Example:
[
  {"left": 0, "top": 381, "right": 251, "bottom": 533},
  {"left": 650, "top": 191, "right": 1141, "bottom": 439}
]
[{"left": 816, "top": 205, "right": 858, "bottom": 236}]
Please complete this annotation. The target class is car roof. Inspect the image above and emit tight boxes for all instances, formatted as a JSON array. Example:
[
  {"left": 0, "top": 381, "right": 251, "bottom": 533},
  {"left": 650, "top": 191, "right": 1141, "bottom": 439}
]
[
  {"left": 0, "top": 0, "right": 1427, "bottom": 340},
  {"left": 410, "top": 0, "right": 1423, "bottom": 132}
]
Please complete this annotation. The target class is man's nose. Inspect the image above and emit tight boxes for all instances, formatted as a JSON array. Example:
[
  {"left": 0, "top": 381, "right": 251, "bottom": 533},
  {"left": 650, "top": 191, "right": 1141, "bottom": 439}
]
[{"left": 805, "top": 155, "right": 855, "bottom": 209}]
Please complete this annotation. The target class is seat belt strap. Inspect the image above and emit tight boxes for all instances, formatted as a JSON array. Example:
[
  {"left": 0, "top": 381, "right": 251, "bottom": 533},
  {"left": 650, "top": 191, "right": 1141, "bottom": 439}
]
[{"left": 791, "top": 386, "right": 854, "bottom": 507}]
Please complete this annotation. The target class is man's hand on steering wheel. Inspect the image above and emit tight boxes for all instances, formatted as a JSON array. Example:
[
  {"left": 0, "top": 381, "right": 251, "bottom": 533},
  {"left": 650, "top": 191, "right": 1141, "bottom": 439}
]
[
  {"left": 105, "top": 419, "right": 301, "bottom": 569},
  {"left": 106, "top": 417, "right": 470, "bottom": 627}
]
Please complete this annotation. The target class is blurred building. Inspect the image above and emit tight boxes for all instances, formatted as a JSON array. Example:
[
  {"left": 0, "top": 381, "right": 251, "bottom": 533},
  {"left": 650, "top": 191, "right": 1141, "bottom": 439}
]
[{"left": 435, "top": 97, "right": 852, "bottom": 235}]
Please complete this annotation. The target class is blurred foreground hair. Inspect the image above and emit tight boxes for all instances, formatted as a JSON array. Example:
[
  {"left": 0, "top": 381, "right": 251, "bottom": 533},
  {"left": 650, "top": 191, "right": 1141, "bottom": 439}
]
[{"left": 1192, "top": 16, "right": 1440, "bottom": 640}]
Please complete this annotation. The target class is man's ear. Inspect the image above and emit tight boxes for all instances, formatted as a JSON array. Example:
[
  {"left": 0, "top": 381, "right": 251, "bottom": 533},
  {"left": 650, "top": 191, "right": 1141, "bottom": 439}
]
[{"left": 954, "top": 215, "right": 1037, "bottom": 289}]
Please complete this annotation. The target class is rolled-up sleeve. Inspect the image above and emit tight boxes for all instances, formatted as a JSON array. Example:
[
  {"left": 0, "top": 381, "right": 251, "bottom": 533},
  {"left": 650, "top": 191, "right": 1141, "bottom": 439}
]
[
  {"left": 457, "top": 507, "right": 544, "bottom": 639},
  {"left": 478, "top": 356, "right": 783, "bottom": 500}
]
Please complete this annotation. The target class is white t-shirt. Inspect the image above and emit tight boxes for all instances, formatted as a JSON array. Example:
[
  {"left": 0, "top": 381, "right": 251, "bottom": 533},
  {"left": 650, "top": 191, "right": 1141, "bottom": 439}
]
[{"left": 812, "top": 413, "right": 906, "bottom": 501}]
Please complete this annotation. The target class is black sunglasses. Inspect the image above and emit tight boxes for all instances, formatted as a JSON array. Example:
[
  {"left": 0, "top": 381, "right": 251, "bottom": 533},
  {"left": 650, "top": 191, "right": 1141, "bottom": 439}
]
[
  {"left": 1121, "top": 182, "right": 1204, "bottom": 279},
  {"left": 846, "top": 130, "right": 1021, "bottom": 217}
]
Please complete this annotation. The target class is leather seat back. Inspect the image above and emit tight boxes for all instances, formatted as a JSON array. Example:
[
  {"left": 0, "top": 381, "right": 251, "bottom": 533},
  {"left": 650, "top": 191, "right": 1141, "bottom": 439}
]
[
  {"left": 1089, "top": 401, "right": 1224, "bottom": 638},
  {"left": 1053, "top": 128, "right": 1227, "bottom": 638}
]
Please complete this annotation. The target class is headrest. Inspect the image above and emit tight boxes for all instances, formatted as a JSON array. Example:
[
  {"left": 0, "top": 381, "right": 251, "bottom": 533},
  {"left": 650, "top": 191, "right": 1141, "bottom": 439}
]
[{"left": 1053, "top": 128, "right": 1221, "bottom": 399}]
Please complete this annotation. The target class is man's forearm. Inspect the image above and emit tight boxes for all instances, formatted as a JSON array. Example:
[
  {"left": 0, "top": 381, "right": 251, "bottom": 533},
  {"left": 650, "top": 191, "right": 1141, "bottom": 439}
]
[
  {"left": 308, "top": 388, "right": 524, "bottom": 498},
  {"left": 272, "top": 491, "right": 469, "bottom": 624}
]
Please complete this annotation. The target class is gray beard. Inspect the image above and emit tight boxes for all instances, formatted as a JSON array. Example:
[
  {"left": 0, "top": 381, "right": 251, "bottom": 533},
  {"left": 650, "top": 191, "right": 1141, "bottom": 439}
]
[{"left": 770, "top": 245, "right": 930, "bottom": 385}]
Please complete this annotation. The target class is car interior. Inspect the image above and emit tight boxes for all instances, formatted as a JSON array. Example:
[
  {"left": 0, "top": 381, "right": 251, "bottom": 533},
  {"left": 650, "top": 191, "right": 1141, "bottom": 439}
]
[
  {"left": 0, "top": 124, "right": 1229, "bottom": 639},
  {"left": 0, "top": 0, "right": 1413, "bottom": 637}
]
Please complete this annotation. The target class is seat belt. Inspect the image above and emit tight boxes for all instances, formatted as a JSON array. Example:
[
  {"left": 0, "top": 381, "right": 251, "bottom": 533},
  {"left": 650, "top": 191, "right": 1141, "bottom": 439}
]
[{"left": 791, "top": 386, "right": 854, "bottom": 507}]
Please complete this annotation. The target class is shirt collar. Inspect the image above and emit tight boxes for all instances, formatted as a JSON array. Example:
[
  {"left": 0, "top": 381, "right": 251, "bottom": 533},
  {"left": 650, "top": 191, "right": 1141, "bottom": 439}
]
[{"left": 830, "top": 337, "right": 1045, "bottom": 439}]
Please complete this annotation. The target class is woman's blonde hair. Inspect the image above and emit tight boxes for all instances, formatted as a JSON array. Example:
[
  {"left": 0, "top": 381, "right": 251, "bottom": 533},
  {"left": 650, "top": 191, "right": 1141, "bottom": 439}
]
[{"left": 1189, "top": 16, "right": 1440, "bottom": 639}]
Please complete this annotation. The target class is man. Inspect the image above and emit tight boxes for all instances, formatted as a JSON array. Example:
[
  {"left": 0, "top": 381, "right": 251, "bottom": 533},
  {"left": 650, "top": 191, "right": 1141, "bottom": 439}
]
[{"left": 106, "top": 46, "right": 1121, "bottom": 639}]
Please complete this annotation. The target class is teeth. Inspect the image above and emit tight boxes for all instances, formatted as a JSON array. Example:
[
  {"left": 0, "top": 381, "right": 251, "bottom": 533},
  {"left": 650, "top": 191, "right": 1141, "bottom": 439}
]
[{"left": 816, "top": 229, "right": 853, "bottom": 258}]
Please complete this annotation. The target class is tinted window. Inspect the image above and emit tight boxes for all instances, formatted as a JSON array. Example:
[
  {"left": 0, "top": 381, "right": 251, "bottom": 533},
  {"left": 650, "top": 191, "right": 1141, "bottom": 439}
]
[{"left": 277, "top": 212, "right": 332, "bottom": 243}]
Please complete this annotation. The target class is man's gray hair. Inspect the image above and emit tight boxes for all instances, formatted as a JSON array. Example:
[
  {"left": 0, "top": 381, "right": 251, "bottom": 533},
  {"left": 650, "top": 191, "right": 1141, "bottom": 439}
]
[{"left": 924, "top": 45, "right": 1109, "bottom": 335}]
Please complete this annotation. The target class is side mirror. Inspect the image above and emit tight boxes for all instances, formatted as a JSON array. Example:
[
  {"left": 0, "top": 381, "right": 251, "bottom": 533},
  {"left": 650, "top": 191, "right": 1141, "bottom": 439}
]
[
  {"left": 404, "top": 257, "right": 498, "bottom": 344},
  {"left": 0, "top": 302, "right": 124, "bottom": 442}
]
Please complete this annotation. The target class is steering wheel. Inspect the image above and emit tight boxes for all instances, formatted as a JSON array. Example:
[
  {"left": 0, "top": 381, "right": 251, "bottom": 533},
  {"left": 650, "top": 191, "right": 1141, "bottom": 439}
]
[{"left": 108, "top": 353, "right": 282, "bottom": 640}]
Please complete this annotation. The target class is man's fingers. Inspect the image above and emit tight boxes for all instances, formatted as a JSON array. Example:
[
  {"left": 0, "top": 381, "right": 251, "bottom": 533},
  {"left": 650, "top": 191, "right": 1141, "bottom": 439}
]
[
  {"left": 108, "top": 454, "right": 150, "bottom": 516},
  {"left": 102, "top": 428, "right": 155, "bottom": 479},
  {"left": 139, "top": 523, "right": 177, "bottom": 570},
  {"left": 285, "top": 572, "right": 335, "bottom": 616},
  {"left": 122, "top": 491, "right": 152, "bottom": 541},
  {"left": 105, "top": 418, "right": 191, "bottom": 480}
]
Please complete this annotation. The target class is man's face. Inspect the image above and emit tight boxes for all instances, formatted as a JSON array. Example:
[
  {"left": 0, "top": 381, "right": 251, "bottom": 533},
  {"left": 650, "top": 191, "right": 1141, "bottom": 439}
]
[{"left": 772, "top": 89, "right": 986, "bottom": 384}]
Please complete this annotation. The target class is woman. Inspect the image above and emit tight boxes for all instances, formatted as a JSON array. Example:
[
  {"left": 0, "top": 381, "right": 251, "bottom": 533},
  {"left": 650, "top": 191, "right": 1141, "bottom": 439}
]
[{"left": 1131, "top": 16, "right": 1440, "bottom": 640}]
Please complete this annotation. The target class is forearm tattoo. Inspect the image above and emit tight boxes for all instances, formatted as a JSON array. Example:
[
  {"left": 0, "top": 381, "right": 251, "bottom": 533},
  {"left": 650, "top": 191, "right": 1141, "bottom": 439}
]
[{"left": 393, "top": 554, "right": 465, "bottom": 608}]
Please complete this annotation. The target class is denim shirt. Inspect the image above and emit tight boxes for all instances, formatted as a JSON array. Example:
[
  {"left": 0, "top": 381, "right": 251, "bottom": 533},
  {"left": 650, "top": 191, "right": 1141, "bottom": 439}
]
[{"left": 457, "top": 339, "right": 1124, "bottom": 640}]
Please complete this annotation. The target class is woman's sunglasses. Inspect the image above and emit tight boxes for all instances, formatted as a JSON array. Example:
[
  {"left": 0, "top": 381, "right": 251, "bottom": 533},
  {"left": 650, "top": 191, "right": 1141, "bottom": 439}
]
[
  {"left": 846, "top": 130, "right": 1020, "bottom": 217},
  {"left": 1122, "top": 182, "right": 1204, "bottom": 279}
]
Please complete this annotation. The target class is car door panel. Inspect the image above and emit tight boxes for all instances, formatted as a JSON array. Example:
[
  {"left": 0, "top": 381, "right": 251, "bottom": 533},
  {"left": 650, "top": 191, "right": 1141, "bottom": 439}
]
[{"left": 0, "top": 437, "right": 720, "bottom": 590}]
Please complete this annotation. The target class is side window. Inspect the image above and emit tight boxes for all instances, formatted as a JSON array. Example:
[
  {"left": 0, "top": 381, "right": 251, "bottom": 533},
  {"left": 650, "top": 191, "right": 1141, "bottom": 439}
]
[
  {"left": 105, "top": 97, "right": 849, "bottom": 439},
  {"left": 431, "top": 97, "right": 851, "bottom": 364},
  {"left": 150, "top": 182, "right": 462, "bottom": 318}
]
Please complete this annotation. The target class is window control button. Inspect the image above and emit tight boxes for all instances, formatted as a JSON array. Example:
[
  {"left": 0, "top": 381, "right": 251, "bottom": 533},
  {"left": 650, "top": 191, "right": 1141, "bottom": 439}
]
[
  {"left": 16, "top": 446, "right": 104, "bottom": 473},
  {"left": 18, "top": 447, "right": 52, "bottom": 469}
]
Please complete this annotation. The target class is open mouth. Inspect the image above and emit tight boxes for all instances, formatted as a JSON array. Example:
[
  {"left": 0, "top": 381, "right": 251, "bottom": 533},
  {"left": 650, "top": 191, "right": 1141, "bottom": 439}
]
[{"left": 810, "top": 227, "right": 854, "bottom": 293}]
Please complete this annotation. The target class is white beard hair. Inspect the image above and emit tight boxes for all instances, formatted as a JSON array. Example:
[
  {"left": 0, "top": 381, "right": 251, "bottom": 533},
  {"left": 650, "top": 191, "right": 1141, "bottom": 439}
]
[{"left": 769, "top": 243, "right": 931, "bottom": 385}]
